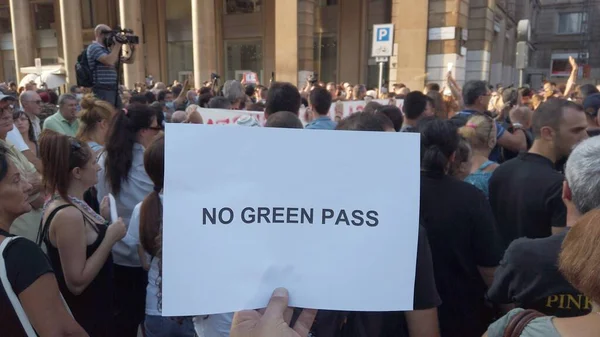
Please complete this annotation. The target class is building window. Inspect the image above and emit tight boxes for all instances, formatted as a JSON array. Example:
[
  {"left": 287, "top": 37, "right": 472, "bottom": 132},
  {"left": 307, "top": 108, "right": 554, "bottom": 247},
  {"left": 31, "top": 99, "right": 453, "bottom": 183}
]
[
  {"left": 81, "top": 0, "right": 95, "bottom": 29},
  {"left": 319, "top": 0, "right": 338, "bottom": 6},
  {"left": 225, "top": 0, "right": 261, "bottom": 14},
  {"left": 313, "top": 35, "right": 337, "bottom": 83},
  {"left": 32, "top": 3, "right": 55, "bottom": 30},
  {"left": 550, "top": 52, "right": 584, "bottom": 77},
  {"left": 225, "top": 39, "right": 263, "bottom": 83},
  {"left": 167, "top": 41, "right": 193, "bottom": 84},
  {"left": 0, "top": 6, "right": 11, "bottom": 33},
  {"left": 557, "top": 12, "right": 586, "bottom": 34}
]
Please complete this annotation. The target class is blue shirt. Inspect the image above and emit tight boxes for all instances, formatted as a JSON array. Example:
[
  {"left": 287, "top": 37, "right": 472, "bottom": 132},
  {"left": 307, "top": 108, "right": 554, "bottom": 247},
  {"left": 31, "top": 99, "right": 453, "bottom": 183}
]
[
  {"left": 464, "top": 160, "right": 496, "bottom": 198},
  {"left": 87, "top": 42, "right": 118, "bottom": 86},
  {"left": 457, "top": 110, "right": 505, "bottom": 162},
  {"left": 305, "top": 116, "right": 337, "bottom": 130}
]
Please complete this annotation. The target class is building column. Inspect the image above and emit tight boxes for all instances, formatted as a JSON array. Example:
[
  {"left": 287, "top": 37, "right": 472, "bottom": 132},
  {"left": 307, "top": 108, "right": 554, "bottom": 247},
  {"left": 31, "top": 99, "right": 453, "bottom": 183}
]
[
  {"left": 9, "top": 0, "right": 35, "bottom": 83},
  {"left": 119, "top": 0, "right": 145, "bottom": 89},
  {"left": 389, "top": 0, "right": 428, "bottom": 91},
  {"left": 338, "top": 0, "right": 366, "bottom": 85},
  {"left": 274, "top": 0, "right": 298, "bottom": 85},
  {"left": 143, "top": 0, "right": 168, "bottom": 83},
  {"left": 298, "top": 0, "right": 315, "bottom": 78},
  {"left": 465, "top": 0, "right": 495, "bottom": 82},
  {"left": 191, "top": 0, "right": 217, "bottom": 88},
  {"left": 425, "top": 0, "right": 469, "bottom": 87},
  {"left": 263, "top": 0, "right": 276, "bottom": 84},
  {"left": 59, "top": 0, "right": 84, "bottom": 86}
]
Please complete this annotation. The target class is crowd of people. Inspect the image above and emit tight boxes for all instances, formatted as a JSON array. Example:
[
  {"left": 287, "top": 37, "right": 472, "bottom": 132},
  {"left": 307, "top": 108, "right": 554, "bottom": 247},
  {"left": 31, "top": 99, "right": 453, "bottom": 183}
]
[{"left": 1, "top": 40, "right": 600, "bottom": 337}]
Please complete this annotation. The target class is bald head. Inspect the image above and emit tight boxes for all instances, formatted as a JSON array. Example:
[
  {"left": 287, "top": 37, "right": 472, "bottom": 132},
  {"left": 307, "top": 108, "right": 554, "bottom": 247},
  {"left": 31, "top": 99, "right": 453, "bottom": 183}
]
[
  {"left": 171, "top": 111, "right": 187, "bottom": 123},
  {"left": 20, "top": 90, "right": 39, "bottom": 104},
  {"left": 94, "top": 24, "right": 110, "bottom": 39}
]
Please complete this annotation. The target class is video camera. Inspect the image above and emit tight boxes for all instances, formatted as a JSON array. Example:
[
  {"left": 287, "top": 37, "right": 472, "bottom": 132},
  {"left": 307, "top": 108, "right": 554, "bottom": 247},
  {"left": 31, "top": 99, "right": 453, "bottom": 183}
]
[
  {"left": 102, "top": 26, "right": 139, "bottom": 48},
  {"left": 307, "top": 72, "right": 318, "bottom": 85}
]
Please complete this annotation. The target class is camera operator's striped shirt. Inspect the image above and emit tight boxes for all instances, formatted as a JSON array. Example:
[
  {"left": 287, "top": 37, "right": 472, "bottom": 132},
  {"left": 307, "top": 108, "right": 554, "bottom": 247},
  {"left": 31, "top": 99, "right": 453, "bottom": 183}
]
[{"left": 87, "top": 42, "right": 118, "bottom": 87}]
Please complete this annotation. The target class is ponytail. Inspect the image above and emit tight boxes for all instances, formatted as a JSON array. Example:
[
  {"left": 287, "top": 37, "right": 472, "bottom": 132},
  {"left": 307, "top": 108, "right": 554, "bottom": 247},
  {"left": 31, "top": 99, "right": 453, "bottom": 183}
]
[
  {"left": 104, "top": 103, "right": 154, "bottom": 194},
  {"left": 420, "top": 119, "right": 459, "bottom": 174}
]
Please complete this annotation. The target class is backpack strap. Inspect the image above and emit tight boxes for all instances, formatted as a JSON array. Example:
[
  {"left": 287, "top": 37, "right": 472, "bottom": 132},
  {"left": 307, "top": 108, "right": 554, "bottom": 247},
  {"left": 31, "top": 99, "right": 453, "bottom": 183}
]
[
  {"left": 0, "top": 236, "right": 38, "bottom": 337},
  {"left": 503, "top": 309, "right": 545, "bottom": 337}
]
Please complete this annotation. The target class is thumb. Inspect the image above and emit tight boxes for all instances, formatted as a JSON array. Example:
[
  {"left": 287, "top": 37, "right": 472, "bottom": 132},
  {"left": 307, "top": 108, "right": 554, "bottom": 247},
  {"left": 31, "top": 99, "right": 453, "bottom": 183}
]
[{"left": 263, "top": 288, "right": 289, "bottom": 319}]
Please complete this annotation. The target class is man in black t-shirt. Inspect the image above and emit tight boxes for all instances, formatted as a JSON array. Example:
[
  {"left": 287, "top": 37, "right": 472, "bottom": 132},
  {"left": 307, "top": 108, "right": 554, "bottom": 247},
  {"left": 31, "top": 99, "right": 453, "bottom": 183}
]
[
  {"left": 421, "top": 169, "right": 503, "bottom": 337},
  {"left": 488, "top": 99, "right": 588, "bottom": 247},
  {"left": 488, "top": 136, "right": 600, "bottom": 317}
]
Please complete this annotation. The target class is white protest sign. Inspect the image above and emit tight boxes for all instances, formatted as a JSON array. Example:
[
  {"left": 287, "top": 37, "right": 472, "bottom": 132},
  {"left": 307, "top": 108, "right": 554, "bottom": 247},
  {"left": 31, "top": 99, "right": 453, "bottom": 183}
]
[
  {"left": 243, "top": 72, "right": 258, "bottom": 84},
  {"left": 162, "top": 124, "right": 421, "bottom": 316},
  {"left": 199, "top": 108, "right": 265, "bottom": 125},
  {"left": 198, "top": 100, "right": 403, "bottom": 127},
  {"left": 326, "top": 99, "right": 404, "bottom": 121}
]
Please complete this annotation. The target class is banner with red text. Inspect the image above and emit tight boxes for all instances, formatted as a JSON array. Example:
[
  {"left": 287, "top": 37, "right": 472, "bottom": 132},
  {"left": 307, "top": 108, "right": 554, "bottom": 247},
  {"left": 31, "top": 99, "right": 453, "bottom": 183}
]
[{"left": 198, "top": 99, "right": 404, "bottom": 126}]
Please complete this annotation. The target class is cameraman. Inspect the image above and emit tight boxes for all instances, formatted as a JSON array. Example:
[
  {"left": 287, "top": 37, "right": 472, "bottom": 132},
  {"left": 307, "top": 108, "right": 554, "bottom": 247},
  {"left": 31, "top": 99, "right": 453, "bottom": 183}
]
[{"left": 87, "top": 24, "right": 136, "bottom": 108}]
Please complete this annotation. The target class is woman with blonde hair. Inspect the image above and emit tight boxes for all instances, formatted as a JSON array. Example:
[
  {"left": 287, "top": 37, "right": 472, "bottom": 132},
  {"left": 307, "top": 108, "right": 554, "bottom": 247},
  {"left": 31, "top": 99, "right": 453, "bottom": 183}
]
[
  {"left": 458, "top": 115, "right": 498, "bottom": 197},
  {"left": 76, "top": 95, "right": 115, "bottom": 154}
]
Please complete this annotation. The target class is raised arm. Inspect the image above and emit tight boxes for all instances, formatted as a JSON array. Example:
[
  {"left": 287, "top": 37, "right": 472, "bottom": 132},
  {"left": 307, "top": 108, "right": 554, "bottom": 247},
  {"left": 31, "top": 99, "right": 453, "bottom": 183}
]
[{"left": 563, "top": 56, "right": 579, "bottom": 98}]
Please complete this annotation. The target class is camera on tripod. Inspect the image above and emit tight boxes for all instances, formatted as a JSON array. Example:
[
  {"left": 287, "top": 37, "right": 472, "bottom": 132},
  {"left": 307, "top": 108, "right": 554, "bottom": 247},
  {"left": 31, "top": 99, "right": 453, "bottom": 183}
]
[{"left": 102, "top": 26, "right": 139, "bottom": 48}]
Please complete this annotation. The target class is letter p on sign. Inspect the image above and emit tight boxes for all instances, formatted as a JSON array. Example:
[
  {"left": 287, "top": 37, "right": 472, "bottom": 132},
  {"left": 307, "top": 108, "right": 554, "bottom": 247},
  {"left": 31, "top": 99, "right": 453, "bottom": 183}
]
[{"left": 377, "top": 28, "right": 390, "bottom": 42}]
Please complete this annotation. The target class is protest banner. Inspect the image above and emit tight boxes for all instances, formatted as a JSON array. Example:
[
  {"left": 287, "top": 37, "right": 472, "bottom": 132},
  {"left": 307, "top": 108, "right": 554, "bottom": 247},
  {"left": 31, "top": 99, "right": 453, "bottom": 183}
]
[
  {"left": 162, "top": 124, "right": 421, "bottom": 316},
  {"left": 198, "top": 99, "right": 404, "bottom": 126},
  {"left": 200, "top": 108, "right": 265, "bottom": 125}
]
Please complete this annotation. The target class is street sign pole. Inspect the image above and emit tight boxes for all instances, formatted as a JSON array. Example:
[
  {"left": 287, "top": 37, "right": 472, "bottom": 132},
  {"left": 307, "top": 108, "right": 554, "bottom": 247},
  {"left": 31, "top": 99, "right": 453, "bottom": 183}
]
[
  {"left": 378, "top": 61, "right": 384, "bottom": 96},
  {"left": 375, "top": 56, "right": 389, "bottom": 96}
]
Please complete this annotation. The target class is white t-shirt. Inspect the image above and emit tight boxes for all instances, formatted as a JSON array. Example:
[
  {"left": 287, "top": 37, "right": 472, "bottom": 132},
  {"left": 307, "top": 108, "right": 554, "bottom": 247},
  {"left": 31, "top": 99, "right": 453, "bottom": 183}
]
[
  {"left": 6, "top": 127, "right": 29, "bottom": 152},
  {"left": 127, "top": 201, "right": 161, "bottom": 315},
  {"left": 128, "top": 199, "right": 233, "bottom": 337}
]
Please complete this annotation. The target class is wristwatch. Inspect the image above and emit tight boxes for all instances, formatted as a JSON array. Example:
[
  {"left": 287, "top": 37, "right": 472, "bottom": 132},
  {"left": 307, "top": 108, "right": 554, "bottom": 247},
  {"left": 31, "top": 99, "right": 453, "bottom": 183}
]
[{"left": 512, "top": 123, "right": 524, "bottom": 130}]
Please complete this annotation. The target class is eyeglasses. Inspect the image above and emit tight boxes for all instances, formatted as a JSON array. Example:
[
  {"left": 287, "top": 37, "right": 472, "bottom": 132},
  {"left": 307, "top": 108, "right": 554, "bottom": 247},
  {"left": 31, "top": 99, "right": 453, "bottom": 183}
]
[{"left": 26, "top": 100, "right": 42, "bottom": 105}]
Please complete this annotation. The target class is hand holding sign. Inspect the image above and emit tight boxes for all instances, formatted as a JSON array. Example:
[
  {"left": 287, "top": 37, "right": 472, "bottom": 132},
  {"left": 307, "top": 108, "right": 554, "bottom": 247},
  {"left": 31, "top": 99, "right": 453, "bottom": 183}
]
[{"left": 231, "top": 288, "right": 317, "bottom": 337}]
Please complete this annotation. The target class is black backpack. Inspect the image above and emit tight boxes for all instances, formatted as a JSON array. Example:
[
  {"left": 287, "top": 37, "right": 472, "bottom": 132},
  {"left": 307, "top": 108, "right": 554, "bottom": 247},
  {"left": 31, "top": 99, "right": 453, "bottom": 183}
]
[{"left": 75, "top": 46, "right": 94, "bottom": 88}]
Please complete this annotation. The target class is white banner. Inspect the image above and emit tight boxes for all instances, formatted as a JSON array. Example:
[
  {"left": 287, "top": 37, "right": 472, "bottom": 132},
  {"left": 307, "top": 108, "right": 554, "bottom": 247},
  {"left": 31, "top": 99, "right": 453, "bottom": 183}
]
[
  {"left": 198, "top": 99, "right": 404, "bottom": 126},
  {"left": 162, "top": 124, "right": 420, "bottom": 316}
]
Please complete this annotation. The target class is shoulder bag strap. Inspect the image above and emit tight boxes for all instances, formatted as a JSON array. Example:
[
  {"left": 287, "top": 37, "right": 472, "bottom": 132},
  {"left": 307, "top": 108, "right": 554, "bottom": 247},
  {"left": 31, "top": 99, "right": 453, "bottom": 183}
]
[
  {"left": 503, "top": 309, "right": 545, "bottom": 337},
  {"left": 0, "top": 236, "right": 37, "bottom": 337}
]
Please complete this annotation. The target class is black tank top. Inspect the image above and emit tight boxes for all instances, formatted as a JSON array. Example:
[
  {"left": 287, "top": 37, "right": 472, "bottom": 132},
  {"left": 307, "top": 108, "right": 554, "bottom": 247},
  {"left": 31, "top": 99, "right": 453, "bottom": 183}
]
[{"left": 40, "top": 204, "right": 114, "bottom": 337}]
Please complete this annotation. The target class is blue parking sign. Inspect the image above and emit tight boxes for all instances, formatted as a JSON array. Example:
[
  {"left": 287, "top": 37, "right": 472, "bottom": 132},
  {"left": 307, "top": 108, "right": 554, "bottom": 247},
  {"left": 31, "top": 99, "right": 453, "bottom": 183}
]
[
  {"left": 376, "top": 27, "right": 391, "bottom": 42},
  {"left": 372, "top": 24, "right": 394, "bottom": 57}
]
